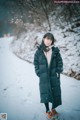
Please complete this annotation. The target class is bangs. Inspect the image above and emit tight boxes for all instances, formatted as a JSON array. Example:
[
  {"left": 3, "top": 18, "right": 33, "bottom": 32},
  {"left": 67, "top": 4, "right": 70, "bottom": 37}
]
[{"left": 46, "top": 36, "right": 53, "bottom": 41}]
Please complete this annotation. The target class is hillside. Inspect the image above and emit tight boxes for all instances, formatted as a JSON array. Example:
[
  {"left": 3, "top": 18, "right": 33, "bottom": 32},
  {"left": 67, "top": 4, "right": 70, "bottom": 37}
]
[{"left": 11, "top": 9, "right": 80, "bottom": 80}]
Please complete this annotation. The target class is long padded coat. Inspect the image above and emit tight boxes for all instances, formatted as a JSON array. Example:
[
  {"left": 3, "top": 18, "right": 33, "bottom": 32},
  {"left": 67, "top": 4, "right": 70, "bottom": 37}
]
[{"left": 34, "top": 45, "right": 63, "bottom": 108}]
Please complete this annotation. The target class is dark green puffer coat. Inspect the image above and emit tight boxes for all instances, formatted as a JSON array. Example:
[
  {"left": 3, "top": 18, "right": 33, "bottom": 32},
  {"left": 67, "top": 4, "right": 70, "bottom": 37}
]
[{"left": 34, "top": 45, "right": 63, "bottom": 108}]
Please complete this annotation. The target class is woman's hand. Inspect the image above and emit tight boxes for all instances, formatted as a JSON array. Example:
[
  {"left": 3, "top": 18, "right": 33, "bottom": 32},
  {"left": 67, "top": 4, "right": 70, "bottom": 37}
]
[{"left": 56, "top": 73, "right": 60, "bottom": 79}]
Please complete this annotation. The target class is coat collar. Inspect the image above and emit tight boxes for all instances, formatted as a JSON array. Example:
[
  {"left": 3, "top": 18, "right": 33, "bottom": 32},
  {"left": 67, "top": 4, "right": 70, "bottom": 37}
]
[{"left": 38, "top": 45, "right": 59, "bottom": 56}]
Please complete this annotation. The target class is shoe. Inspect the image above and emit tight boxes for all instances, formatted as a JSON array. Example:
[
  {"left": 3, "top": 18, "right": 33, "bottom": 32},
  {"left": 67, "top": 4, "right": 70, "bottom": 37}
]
[
  {"left": 46, "top": 110, "right": 53, "bottom": 118},
  {"left": 51, "top": 109, "right": 58, "bottom": 116}
]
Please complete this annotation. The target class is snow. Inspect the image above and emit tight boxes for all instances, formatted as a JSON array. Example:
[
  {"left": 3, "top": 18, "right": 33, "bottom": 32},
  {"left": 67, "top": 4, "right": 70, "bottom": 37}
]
[
  {"left": 11, "top": 23, "right": 80, "bottom": 79},
  {"left": 0, "top": 37, "right": 80, "bottom": 120}
]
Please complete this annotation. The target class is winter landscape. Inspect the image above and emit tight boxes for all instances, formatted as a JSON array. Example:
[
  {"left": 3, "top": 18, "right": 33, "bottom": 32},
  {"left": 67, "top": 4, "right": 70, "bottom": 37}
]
[
  {"left": 0, "top": 36, "right": 80, "bottom": 120},
  {"left": 0, "top": 0, "right": 80, "bottom": 120}
]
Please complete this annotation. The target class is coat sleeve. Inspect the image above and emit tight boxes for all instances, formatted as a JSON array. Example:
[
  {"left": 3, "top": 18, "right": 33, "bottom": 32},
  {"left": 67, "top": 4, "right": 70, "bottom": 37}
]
[
  {"left": 56, "top": 47, "right": 63, "bottom": 74},
  {"left": 34, "top": 50, "right": 40, "bottom": 77}
]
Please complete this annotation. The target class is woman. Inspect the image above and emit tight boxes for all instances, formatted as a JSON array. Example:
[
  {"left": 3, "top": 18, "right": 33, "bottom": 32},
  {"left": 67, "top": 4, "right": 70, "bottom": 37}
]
[{"left": 34, "top": 33, "right": 63, "bottom": 119}]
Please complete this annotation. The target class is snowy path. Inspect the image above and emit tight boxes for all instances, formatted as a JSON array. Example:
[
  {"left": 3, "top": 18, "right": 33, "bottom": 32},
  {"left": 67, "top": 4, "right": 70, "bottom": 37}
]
[{"left": 0, "top": 37, "right": 80, "bottom": 120}]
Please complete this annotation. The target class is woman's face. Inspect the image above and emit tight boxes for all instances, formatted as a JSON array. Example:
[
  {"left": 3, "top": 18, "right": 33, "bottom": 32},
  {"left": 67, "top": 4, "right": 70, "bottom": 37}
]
[{"left": 43, "top": 37, "right": 52, "bottom": 46}]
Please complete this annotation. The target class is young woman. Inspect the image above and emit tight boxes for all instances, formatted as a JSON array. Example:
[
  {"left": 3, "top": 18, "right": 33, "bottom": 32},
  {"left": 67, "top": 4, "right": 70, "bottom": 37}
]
[{"left": 34, "top": 33, "right": 63, "bottom": 119}]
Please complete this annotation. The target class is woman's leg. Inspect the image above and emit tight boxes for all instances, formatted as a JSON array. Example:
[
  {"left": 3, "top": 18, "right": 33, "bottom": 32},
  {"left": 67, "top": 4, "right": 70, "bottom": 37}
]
[
  {"left": 44, "top": 102, "right": 53, "bottom": 118},
  {"left": 52, "top": 101, "right": 54, "bottom": 110},
  {"left": 44, "top": 102, "right": 49, "bottom": 112},
  {"left": 51, "top": 102, "right": 58, "bottom": 115}
]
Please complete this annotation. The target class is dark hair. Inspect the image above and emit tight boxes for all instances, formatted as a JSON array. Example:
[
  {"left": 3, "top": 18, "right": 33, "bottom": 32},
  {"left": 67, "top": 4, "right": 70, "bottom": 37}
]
[{"left": 43, "top": 33, "right": 54, "bottom": 45}]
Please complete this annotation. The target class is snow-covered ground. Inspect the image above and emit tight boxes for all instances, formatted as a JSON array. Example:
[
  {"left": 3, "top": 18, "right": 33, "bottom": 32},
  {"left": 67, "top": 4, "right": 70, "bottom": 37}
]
[{"left": 0, "top": 37, "right": 80, "bottom": 120}]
